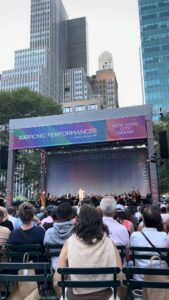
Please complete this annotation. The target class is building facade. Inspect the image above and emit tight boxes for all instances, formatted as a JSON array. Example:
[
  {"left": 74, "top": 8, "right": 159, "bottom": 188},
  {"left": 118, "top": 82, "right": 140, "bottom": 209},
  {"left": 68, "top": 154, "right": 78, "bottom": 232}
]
[
  {"left": 63, "top": 67, "right": 93, "bottom": 103},
  {"left": 89, "top": 52, "right": 119, "bottom": 109},
  {"left": 0, "top": 0, "right": 88, "bottom": 103},
  {"left": 138, "top": 0, "right": 169, "bottom": 115},
  {"left": 98, "top": 51, "right": 114, "bottom": 70},
  {"left": 63, "top": 96, "right": 104, "bottom": 114},
  {"left": 67, "top": 17, "right": 88, "bottom": 73}
]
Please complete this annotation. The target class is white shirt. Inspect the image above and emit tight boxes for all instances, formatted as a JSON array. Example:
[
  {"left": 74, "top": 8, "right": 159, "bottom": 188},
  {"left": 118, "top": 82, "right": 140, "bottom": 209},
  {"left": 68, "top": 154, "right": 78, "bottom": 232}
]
[
  {"left": 103, "top": 216, "right": 129, "bottom": 247},
  {"left": 130, "top": 227, "right": 169, "bottom": 280},
  {"left": 161, "top": 213, "right": 169, "bottom": 223}
]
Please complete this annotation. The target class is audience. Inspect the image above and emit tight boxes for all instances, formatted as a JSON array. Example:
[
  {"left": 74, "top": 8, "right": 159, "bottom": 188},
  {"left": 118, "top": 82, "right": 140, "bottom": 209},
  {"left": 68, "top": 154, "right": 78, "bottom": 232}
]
[
  {"left": 0, "top": 210, "right": 11, "bottom": 245},
  {"left": 7, "top": 206, "right": 17, "bottom": 229},
  {"left": 115, "top": 210, "right": 135, "bottom": 235},
  {"left": 41, "top": 205, "right": 54, "bottom": 227},
  {"left": 160, "top": 204, "right": 169, "bottom": 224},
  {"left": 130, "top": 205, "right": 169, "bottom": 280},
  {"left": 8, "top": 202, "right": 45, "bottom": 245},
  {"left": 1, "top": 194, "right": 169, "bottom": 298},
  {"left": 0, "top": 207, "right": 14, "bottom": 231},
  {"left": 100, "top": 196, "right": 129, "bottom": 248},
  {"left": 44, "top": 202, "right": 74, "bottom": 270},
  {"left": 53, "top": 205, "right": 123, "bottom": 300}
]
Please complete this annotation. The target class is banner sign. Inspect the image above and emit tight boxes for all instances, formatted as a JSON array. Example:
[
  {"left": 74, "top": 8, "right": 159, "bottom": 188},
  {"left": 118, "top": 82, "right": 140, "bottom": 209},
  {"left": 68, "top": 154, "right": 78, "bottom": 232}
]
[
  {"left": 10, "top": 121, "right": 105, "bottom": 149},
  {"left": 10, "top": 116, "right": 147, "bottom": 150},
  {"left": 106, "top": 116, "right": 147, "bottom": 141}
]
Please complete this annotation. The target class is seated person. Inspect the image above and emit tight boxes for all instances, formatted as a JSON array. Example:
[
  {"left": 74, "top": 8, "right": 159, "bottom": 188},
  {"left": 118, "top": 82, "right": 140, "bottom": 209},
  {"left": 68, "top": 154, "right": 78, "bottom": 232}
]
[
  {"left": 44, "top": 202, "right": 74, "bottom": 270},
  {"left": 8, "top": 202, "right": 45, "bottom": 245},
  {"left": 0, "top": 207, "right": 14, "bottom": 231},
  {"left": 0, "top": 210, "right": 11, "bottom": 245},
  {"left": 130, "top": 205, "right": 169, "bottom": 280},
  {"left": 100, "top": 196, "right": 129, "bottom": 248},
  {"left": 53, "top": 205, "right": 124, "bottom": 300},
  {"left": 41, "top": 205, "right": 54, "bottom": 229}
]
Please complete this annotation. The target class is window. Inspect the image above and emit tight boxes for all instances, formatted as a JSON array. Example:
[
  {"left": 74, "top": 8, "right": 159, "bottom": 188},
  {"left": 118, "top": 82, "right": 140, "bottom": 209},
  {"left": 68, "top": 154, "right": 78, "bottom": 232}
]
[
  {"left": 75, "top": 105, "right": 85, "bottom": 112},
  {"left": 88, "top": 104, "right": 98, "bottom": 110},
  {"left": 63, "top": 107, "right": 72, "bottom": 113}
]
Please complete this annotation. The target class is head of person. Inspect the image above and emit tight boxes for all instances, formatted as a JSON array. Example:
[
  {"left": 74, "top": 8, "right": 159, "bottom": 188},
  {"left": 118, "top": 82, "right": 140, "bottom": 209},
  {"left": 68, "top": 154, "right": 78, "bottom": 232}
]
[
  {"left": 160, "top": 204, "right": 167, "bottom": 214},
  {"left": 143, "top": 205, "right": 163, "bottom": 231},
  {"left": 45, "top": 205, "right": 55, "bottom": 216},
  {"left": 79, "top": 197, "right": 94, "bottom": 207},
  {"left": 40, "top": 206, "right": 45, "bottom": 213},
  {"left": 7, "top": 206, "right": 16, "bottom": 216},
  {"left": 0, "top": 207, "right": 8, "bottom": 221},
  {"left": 56, "top": 202, "right": 73, "bottom": 222},
  {"left": 74, "top": 205, "right": 109, "bottom": 245},
  {"left": 19, "top": 202, "right": 34, "bottom": 225},
  {"left": 100, "top": 196, "right": 116, "bottom": 217}
]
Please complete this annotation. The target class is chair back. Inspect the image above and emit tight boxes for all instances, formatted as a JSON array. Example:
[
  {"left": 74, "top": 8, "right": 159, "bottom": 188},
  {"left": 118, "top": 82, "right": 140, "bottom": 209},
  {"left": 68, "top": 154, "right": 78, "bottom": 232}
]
[
  {"left": 123, "top": 266, "right": 169, "bottom": 297},
  {"left": 0, "top": 262, "right": 52, "bottom": 299},
  {"left": 6, "top": 243, "right": 43, "bottom": 262},
  {"left": 116, "top": 245, "right": 126, "bottom": 263},
  {"left": 45, "top": 244, "right": 63, "bottom": 260},
  {"left": 58, "top": 267, "right": 121, "bottom": 300},
  {"left": 130, "top": 246, "right": 169, "bottom": 265}
]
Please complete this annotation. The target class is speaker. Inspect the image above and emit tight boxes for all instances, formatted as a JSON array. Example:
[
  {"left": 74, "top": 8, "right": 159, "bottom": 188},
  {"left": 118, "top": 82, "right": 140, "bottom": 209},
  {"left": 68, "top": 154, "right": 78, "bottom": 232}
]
[
  {"left": 159, "top": 131, "right": 169, "bottom": 159},
  {"left": 0, "top": 146, "right": 8, "bottom": 169}
]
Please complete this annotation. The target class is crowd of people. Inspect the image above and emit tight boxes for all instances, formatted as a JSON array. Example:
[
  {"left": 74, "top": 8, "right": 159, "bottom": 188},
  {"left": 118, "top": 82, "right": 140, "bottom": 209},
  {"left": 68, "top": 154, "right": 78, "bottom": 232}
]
[
  {"left": 0, "top": 196, "right": 169, "bottom": 299},
  {"left": 45, "top": 190, "right": 152, "bottom": 208}
]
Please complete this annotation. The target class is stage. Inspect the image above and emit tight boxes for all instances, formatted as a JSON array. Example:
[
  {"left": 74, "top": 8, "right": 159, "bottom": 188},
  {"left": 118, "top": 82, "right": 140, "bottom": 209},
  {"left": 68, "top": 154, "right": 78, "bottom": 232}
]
[{"left": 6, "top": 104, "right": 158, "bottom": 205}]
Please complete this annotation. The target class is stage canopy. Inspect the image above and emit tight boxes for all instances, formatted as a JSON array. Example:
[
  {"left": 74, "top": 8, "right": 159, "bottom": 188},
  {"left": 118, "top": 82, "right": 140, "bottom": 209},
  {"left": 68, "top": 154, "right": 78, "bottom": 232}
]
[
  {"left": 9, "top": 105, "right": 151, "bottom": 150},
  {"left": 7, "top": 104, "right": 159, "bottom": 204}
]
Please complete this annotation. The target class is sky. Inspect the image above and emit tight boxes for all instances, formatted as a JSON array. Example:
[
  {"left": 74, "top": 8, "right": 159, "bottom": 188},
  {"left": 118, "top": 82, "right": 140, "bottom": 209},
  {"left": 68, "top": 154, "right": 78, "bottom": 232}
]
[{"left": 0, "top": 0, "right": 143, "bottom": 107}]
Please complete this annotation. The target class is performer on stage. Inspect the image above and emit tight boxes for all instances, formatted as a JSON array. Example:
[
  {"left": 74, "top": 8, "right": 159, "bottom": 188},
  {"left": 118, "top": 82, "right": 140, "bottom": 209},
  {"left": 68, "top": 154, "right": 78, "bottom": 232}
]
[{"left": 78, "top": 188, "right": 86, "bottom": 202}]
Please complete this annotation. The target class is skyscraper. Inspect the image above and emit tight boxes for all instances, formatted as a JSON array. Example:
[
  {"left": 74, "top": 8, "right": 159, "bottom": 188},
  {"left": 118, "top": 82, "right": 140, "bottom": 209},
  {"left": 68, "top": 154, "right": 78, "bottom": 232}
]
[
  {"left": 0, "top": 0, "right": 88, "bottom": 103},
  {"left": 67, "top": 17, "right": 88, "bottom": 73},
  {"left": 89, "top": 52, "right": 119, "bottom": 109},
  {"left": 138, "top": 0, "right": 169, "bottom": 116}
]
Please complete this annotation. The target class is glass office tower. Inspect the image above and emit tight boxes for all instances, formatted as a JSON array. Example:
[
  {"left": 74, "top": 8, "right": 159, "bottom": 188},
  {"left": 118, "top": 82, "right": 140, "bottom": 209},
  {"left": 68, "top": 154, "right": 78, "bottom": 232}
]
[
  {"left": 138, "top": 0, "right": 169, "bottom": 116},
  {"left": 0, "top": 0, "right": 68, "bottom": 102}
]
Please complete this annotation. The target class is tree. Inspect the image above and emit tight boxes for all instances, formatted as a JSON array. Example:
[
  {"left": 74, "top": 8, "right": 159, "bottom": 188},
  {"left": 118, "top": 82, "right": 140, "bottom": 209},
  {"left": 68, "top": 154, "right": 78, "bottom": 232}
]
[
  {"left": 0, "top": 88, "right": 63, "bottom": 196},
  {"left": 153, "top": 115, "right": 169, "bottom": 194},
  {"left": 0, "top": 88, "right": 62, "bottom": 144},
  {"left": 0, "top": 88, "right": 62, "bottom": 124}
]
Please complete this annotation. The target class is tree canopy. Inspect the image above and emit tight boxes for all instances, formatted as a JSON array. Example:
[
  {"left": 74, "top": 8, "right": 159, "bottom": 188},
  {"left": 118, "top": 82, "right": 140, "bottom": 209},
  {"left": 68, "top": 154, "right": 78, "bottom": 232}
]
[
  {"left": 0, "top": 88, "right": 62, "bottom": 125},
  {"left": 0, "top": 88, "right": 63, "bottom": 197},
  {"left": 153, "top": 115, "right": 169, "bottom": 194}
]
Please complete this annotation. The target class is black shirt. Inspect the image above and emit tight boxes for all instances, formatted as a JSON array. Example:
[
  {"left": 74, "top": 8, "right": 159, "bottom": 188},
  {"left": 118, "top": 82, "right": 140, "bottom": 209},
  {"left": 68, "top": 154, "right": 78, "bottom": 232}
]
[
  {"left": 8, "top": 226, "right": 45, "bottom": 245},
  {"left": 0, "top": 220, "right": 13, "bottom": 231}
]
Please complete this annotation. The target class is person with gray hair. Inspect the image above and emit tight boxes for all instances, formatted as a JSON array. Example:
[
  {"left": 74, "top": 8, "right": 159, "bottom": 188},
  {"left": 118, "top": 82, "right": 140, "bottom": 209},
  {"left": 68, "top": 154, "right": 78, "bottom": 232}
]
[{"left": 100, "top": 196, "right": 129, "bottom": 247}]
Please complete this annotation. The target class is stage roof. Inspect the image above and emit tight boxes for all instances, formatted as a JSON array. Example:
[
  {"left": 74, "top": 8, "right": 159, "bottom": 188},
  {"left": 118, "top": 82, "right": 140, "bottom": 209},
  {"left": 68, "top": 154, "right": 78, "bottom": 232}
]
[
  {"left": 9, "top": 105, "right": 152, "bottom": 150},
  {"left": 9, "top": 104, "right": 152, "bottom": 129}
]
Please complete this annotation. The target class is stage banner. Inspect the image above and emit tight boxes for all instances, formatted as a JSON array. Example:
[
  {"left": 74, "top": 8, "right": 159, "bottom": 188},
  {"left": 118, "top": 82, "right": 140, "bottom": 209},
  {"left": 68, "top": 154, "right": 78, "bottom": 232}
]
[
  {"left": 106, "top": 116, "right": 147, "bottom": 141},
  {"left": 10, "top": 120, "right": 105, "bottom": 149}
]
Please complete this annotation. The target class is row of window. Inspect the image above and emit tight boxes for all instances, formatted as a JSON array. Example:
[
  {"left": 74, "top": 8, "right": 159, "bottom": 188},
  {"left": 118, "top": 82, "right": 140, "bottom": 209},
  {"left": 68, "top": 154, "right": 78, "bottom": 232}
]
[{"left": 63, "top": 104, "right": 98, "bottom": 113}]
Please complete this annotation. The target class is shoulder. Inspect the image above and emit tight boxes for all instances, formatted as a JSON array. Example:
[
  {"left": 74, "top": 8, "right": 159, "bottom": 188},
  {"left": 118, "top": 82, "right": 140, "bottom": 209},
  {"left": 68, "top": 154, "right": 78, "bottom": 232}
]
[
  {"left": 130, "top": 231, "right": 142, "bottom": 245},
  {"left": 34, "top": 226, "right": 45, "bottom": 233},
  {"left": 44, "top": 227, "right": 54, "bottom": 235}
]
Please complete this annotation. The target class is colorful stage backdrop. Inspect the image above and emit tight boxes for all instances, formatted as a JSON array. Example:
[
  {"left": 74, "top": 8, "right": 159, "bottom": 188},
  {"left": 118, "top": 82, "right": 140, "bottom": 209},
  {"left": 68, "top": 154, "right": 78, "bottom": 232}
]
[
  {"left": 10, "top": 116, "right": 147, "bottom": 150},
  {"left": 46, "top": 148, "right": 150, "bottom": 196}
]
